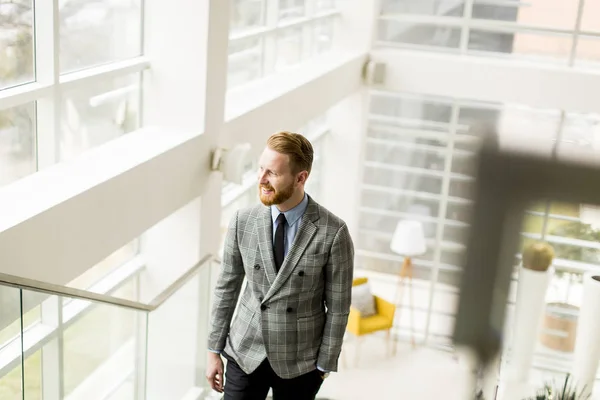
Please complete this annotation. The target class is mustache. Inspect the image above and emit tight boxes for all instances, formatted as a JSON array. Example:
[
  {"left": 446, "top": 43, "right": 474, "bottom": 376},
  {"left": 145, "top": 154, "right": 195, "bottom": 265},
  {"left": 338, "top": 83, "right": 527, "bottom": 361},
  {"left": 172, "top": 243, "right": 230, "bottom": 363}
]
[{"left": 260, "top": 184, "right": 274, "bottom": 191}]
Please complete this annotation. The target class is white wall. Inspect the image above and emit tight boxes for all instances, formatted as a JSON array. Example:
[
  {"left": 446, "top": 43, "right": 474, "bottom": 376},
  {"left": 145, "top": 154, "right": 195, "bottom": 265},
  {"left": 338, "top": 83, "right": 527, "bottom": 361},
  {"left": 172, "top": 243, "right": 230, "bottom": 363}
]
[
  {"left": 139, "top": 197, "right": 202, "bottom": 303},
  {"left": 321, "top": 89, "right": 370, "bottom": 240}
]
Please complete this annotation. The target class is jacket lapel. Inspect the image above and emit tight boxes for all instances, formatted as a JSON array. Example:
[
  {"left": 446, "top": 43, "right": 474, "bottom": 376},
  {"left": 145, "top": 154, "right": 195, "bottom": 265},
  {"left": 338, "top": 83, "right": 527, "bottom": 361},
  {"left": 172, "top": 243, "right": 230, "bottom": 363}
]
[
  {"left": 256, "top": 205, "right": 277, "bottom": 287},
  {"left": 263, "top": 198, "right": 320, "bottom": 302}
]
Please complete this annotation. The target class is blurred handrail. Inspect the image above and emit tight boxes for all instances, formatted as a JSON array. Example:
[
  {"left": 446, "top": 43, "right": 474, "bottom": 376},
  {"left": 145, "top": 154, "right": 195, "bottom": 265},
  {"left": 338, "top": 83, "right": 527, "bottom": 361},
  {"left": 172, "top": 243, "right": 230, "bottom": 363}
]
[{"left": 0, "top": 254, "right": 219, "bottom": 312}]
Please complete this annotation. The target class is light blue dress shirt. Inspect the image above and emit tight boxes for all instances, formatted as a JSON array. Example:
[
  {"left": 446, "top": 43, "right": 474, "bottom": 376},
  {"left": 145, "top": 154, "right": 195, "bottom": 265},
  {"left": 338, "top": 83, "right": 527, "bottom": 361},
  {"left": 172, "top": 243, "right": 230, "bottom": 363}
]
[{"left": 270, "top": 193, "right": 309, "bottom": 256}]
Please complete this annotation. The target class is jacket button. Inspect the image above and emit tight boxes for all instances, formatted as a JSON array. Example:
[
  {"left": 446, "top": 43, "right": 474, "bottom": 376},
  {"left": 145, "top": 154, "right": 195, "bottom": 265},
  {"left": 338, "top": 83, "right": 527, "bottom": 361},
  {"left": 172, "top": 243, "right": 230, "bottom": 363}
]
[
  {"left": 254, "top": 264, "right": 260, "bottom": 270},
  {"left": 287, "top": 307, "right": 293, "bottom": 313},
  {"left": 261, "top": 305, "right": 267, "bottom": 311},
  {"left": 298, "top": 271, "right": 304, "bottom": 276}
]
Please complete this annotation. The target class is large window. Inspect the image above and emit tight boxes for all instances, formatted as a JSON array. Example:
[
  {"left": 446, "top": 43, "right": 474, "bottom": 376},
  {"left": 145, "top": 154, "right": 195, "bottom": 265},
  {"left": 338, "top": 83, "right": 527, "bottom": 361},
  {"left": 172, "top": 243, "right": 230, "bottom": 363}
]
[
  {"left": 0, "top": 0, "right": 147, "bottom": 189},
  {"left": 359, "top": 90, "right": 600, "bottom": 354},
  {"left": 0, "top": 0, "right": 147, "bottom": 396},
  {"left": 378, "top": 0, "right": 600, "bottom": 67},
  {"left": 228, "top": 0, "right": 340, "bottom": 89}
]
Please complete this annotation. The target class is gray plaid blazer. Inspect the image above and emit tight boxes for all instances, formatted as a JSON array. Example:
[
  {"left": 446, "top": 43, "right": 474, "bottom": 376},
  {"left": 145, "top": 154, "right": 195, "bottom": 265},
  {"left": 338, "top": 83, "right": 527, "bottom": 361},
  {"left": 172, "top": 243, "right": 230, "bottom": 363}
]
[{"left": 208, "top": 196, "right": 354, "bottom": 379}]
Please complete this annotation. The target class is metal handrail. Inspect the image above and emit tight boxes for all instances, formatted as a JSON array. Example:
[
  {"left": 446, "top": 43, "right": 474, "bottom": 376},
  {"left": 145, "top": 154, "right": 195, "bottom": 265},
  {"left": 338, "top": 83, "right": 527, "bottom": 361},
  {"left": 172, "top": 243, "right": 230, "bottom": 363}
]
[{"left": 0, "top": 254, "right": 218, "bottom": 312}]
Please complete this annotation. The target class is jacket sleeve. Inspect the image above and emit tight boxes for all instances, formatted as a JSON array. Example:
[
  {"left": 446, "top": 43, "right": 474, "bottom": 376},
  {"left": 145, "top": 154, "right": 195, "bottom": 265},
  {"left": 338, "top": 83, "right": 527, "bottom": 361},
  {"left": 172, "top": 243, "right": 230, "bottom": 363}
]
[
  {"left": 317, "top": 223, "right": 354, "bottom": 372},
  {"left": 208, "top": 210, "right": 246, "bottom": 352}
]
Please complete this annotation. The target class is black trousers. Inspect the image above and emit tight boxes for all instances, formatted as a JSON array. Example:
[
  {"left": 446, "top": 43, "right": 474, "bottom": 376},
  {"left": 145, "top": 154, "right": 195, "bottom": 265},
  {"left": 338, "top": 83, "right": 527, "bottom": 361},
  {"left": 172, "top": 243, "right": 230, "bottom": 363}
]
[{"left": 222, "top": 352, "right": 324, "bottom": 400}]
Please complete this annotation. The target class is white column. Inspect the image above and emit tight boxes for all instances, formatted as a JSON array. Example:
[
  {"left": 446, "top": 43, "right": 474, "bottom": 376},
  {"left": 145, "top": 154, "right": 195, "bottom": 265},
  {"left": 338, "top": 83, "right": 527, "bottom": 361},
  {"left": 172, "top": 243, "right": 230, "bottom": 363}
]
[
  {"left": 196, "top": 0, "right": 230, "bottom": 390},
  {"left": 141, "top": 0, "right": 228, "bottom": 397},
  {"left": 35, "top": 1, "right": 63, "bottom": 398},
  {"left": 334, "top": 0, "right": 380, "bottom": 53},
  {"left": 34, "top": 0, "right": 60, "bottom": 168}
]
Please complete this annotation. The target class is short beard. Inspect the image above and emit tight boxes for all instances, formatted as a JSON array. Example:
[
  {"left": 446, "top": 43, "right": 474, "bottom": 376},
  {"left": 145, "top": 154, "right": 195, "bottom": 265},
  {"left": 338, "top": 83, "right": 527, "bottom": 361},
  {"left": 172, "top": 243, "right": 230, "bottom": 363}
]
[{"left": 259, "top": 182, "right": 295, "bottom": 206}]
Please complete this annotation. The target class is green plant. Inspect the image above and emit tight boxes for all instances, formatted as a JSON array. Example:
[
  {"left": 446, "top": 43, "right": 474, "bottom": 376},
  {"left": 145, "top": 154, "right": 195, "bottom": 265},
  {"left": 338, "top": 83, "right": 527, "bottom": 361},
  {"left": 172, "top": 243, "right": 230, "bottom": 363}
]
[{"left": 526, "top": 374, "right": 590, "bottom": 400}]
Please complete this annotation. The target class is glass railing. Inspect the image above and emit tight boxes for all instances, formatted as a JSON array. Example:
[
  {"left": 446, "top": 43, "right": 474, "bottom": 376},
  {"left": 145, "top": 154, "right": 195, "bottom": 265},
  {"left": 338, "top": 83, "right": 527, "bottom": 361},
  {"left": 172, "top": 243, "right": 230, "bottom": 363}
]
[{"left": 0, "top": 254, "right": 219, "bottom": 400}]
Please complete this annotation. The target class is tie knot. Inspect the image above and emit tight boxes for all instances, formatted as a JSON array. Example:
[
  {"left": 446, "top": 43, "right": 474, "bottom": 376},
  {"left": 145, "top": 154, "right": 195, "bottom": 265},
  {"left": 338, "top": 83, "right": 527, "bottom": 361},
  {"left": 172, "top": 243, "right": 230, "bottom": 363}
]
[{"left": 276, "top": 213, "right": 287, "bottom": 225}]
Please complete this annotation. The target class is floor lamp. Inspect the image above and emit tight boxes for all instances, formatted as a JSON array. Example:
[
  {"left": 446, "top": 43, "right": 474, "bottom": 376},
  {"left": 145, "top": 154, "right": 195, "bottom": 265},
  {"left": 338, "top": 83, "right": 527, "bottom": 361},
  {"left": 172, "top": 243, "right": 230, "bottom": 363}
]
[{"left": 390, "top": 220, "right": 427, "bottom": 349}]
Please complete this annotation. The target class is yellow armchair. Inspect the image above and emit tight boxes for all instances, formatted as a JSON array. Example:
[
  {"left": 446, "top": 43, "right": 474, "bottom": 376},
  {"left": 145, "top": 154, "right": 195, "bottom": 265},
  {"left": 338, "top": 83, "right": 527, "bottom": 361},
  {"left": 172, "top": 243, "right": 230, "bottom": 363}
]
[{"left": 345, "top": 277, "right": 397, "bottom": 364}]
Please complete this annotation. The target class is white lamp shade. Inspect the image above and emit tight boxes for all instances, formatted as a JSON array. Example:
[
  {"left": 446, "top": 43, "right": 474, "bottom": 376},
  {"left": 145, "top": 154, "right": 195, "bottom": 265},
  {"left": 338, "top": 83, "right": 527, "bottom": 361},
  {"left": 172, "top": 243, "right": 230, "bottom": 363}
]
[{"left": 390, "top": 220, "right": 427, "bottom": 256}]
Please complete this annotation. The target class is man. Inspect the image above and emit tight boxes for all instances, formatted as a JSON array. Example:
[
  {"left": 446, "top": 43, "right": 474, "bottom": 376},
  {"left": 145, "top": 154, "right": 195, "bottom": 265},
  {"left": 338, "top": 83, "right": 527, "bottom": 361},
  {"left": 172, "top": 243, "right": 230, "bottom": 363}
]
[{"left": 206, "top": 132, "right": 354, "bottom": 400}]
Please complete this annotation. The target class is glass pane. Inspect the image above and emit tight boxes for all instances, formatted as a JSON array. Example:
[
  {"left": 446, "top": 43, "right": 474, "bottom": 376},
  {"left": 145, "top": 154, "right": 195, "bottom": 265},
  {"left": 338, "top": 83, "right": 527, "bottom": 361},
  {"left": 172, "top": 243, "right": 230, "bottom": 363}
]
[
  {"left": 366, "top": 140, "right": 447, "bottom": 171},
  {"left": 450, "top": 152, "right": 477, "bottom": 175},
  {"left": 442, "top": 223, "right": 469, "bottom": 244},
  {"left": 314, "top": 19, "right": 334, "bottom": 55},
  {"left": 66, "top": 239, "right": 139, "bottom": 292},
  {"left": 22, "top": 350, "right": 42, "bottom": 400},
  {"left": 368, "top": 127, "right": 449, "bottom": 145},
  {"left": 575, "top": 35, "right": 600, "bottom": 69},
  {"left": 0, "top": 103, "right": 36, "bottom": 187},
  {"left": 278, "top": 0, "right": 305, "bottom": 21},
  {"left": 357, "top": 230, "right": 436, "bottom": 260},
  {"left": 440, "top": 248, "right": 466, "bottom": 267},
  {"left": 468, "top": 30, "right": 572, "bottom": 63},
  {"left": 360, "top": 190, "right": 441, "bottom": 223},
  {"left": 231, "top": 0, "right": 265, "bottom": 32},
  {"left": 369, "top": 94, "right": 454, "bottom": 124},
  {"left": 60, "top": 0, "right": 142, "bottom": 73},
  {"left": 580, "top": 0, "right": 600, "bottom": 32},
  {"left": 228, "top": 37, "right": 263, "bottom": 89},
  {"left": 543, "top": 202, "right": 600, "bottom": 265},
  {"left": 446, "top": 202, "right": 472, "bottom": 224},
  {"left": 275, "top": 27, "right": 303, "bottom": 70},
  {"left": 62, "top": 279, "right": 141, "bottom": 398},
  {"left": 381, "top": 0, "right": 464, "bottom": 16},
  {"left": 448, "top": 178, "right": 473, "bottom": 199},
  {"left": 472, "top": 0, "right": 578, "bottom": 30},
  {"left": 363, "top": 166, "right": 444, "bottom": 195},
  {"left": 59, "top": 73, "right": 140, "bottom": 162},
  {"left": 0, "top": 0, "right": 34, "bottom": 90},
  {"left": 378, "top": 20, "right": 461, "bottom": 49},
  {"left": 0, "top": 287, "right": 22, "bottom": 400},
  {"left": 0, "top": 290, "right": 41, "bottom": 345},
  {"left": 146, "top": 267, "right": 207, "bottom": 398}
]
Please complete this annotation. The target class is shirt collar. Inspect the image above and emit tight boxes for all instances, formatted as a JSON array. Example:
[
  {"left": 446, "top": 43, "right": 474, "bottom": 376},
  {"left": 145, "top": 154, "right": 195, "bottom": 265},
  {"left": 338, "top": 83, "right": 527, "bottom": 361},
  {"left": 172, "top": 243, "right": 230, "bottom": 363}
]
[{"left": 271, "top": 193, "right": 309, "bottom": 227}]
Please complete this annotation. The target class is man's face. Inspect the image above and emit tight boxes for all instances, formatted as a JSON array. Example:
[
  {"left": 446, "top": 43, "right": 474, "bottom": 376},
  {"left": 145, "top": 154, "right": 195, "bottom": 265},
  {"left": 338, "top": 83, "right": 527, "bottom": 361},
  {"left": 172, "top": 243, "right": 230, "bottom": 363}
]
[{"left": 257, "top": 147, "right": 296, "bottom": 206}]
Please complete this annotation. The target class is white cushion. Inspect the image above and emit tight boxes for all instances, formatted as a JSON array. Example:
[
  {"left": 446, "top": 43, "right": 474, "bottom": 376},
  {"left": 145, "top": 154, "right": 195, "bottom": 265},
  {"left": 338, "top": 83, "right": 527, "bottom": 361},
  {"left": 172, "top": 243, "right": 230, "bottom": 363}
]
[{"left": 351, "top": 283, "right": 377, "bottom": 317}]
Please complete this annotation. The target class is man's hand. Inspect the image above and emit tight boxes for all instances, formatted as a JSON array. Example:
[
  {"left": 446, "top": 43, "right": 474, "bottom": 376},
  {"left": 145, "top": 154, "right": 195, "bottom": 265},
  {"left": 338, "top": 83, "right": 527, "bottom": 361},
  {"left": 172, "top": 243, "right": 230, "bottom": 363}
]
[{"left": 206, "top": 352, "right": 225, "bottom": 393}]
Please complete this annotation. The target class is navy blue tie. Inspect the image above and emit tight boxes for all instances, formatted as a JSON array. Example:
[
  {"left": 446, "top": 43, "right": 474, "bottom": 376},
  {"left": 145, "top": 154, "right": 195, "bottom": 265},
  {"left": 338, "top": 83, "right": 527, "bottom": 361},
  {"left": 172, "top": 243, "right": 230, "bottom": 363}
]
[{"left": 274, "top": 213, "right": 286, "bottom": 273}]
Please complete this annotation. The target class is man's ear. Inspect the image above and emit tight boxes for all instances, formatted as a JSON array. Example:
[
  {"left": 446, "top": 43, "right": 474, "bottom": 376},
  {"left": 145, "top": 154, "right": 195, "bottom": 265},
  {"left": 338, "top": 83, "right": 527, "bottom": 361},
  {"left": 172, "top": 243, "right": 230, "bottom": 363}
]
[{"left": 297, "top": 171, "right": 308, "bottom": 185}]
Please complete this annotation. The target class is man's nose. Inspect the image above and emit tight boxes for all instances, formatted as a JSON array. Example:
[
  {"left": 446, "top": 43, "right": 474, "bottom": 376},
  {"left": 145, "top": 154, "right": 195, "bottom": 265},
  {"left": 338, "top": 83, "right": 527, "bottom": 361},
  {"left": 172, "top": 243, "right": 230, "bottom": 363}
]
[{"left": 258, "top": 171, "right": 268, "bottom": 184}]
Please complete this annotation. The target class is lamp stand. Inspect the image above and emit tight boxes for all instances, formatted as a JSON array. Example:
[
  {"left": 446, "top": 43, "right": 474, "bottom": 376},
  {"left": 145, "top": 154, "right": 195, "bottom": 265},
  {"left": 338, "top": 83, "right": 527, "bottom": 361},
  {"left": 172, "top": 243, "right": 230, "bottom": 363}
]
[{"left": 394, "top": 256, "right": 416, "bottom": 351}]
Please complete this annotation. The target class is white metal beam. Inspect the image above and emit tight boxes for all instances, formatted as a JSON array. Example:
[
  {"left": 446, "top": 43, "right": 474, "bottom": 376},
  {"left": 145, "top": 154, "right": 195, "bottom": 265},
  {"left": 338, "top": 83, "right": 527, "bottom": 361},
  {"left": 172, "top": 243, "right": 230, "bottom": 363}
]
[{"left": 371, "top": 48, "right": 600, "bottom": 114}]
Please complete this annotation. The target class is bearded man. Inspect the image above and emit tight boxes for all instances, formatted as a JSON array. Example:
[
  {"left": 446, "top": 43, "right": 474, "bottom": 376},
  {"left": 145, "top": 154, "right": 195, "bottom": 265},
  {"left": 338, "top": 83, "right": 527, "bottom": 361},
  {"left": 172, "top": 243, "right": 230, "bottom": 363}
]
[{"left": 206, "top": 131, "right": 355, "bottom": 400}]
